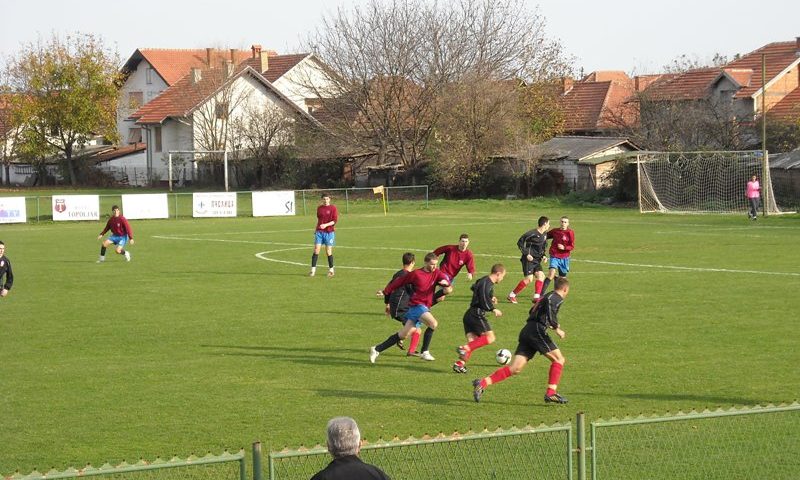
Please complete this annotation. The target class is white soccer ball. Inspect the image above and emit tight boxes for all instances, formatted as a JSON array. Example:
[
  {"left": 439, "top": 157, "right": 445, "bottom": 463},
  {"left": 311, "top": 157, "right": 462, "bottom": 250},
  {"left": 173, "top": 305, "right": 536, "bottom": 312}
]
[{"left": 495, "top": 348, "right": 512, "bottom": 365}]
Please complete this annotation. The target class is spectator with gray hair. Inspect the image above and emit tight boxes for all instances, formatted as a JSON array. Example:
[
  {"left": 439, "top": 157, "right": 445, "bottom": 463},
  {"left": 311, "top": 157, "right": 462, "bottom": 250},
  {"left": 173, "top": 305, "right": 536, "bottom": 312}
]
[{"left": 310, "top": 417, "right": 391, "bottom": 480}]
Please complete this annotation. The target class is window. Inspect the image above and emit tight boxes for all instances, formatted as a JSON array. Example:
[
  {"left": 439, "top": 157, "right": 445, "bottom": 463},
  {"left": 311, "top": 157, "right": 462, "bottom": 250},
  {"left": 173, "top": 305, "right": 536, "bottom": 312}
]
[
  {"left": 128, "top": 91, "right": 143, "bottom": 109},
  {"left": 127, "top": 128, "right": 142, "bottom": 144},
  {"left": 146, "top": 67, "right": 153, "bottom": 85},
  {"left": 154, "top": 126, "right": 162, "bottom": 152},
  {"left": 215, "top": 102, "right": 229, "bottom": 120}
]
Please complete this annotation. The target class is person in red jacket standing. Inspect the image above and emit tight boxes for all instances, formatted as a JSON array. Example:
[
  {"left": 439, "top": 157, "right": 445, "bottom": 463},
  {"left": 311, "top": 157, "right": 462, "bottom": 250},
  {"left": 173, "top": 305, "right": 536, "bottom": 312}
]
[
  {"left": 97, "top": 205, "right": 134, "bottom": 263},
  {"left": 310, "top": 193, "right": 339, "bottom": 277},
  {"left": 541, "top": 216, "right": 574, "bottom": 295}
]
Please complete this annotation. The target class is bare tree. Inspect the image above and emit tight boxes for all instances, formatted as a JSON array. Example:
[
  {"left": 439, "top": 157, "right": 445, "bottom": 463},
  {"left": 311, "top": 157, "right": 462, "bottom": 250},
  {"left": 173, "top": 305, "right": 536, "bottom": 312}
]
[
  {"left": 230, "top": 103, "right": 300, "bottom": 187},
  {"left": 303, "top": 0, "right": 572, "bottom": 175}
]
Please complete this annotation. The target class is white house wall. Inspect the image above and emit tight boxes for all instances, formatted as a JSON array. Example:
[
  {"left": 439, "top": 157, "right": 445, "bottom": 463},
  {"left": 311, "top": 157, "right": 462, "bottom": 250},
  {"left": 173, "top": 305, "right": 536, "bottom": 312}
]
[
  {"left": 118, "top": 60, "right": 169, "bottom": 145},
  {"left": 273, "top": 59, "right": 336, "bottom": 112}
]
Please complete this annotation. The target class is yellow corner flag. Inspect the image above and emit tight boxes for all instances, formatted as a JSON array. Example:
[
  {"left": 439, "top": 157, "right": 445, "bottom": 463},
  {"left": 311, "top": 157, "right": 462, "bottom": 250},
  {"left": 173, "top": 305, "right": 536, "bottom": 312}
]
[{"left": 373, "top": 185, "right": 387, "bottom": 216}]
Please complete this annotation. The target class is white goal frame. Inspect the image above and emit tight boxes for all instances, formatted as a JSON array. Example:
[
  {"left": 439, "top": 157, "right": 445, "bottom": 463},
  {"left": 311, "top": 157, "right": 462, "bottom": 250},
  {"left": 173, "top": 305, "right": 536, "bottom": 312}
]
[{"left": 635, "top": 150, "right": 784, "bottom": 215}]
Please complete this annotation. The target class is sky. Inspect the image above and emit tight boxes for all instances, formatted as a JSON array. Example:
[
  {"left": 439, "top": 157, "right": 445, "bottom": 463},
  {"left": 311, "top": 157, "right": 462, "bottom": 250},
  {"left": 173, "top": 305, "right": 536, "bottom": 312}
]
[{"left": 1, "top": 0, "right": 799, "bottom": 76}]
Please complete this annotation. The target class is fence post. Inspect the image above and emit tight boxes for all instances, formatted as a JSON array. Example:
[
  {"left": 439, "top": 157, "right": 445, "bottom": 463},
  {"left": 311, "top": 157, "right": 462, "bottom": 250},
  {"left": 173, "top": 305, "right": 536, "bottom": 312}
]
[
  {"left": 345, "top": 188, "right": 349, "bottom": 214},
  {"left": 302, "top": 190, "right": 307, "bottom": 216},
  {"left": 252, "top": 441, "right": 263, "bottom": 480},
  {"left": 37, "top": 196, "right": 40, "bottom": 222},
  {"left": 576, "top": 412, "right": 586, "bottom": 480},
  {"left": 239, "top": 449, "right": 247, "bottom": 480},
  {"left": 385, "top": 186, "right": 390, "bottom": 212},
  {"left": 425, "top": 185, "right": 429, "bottom": 209}
]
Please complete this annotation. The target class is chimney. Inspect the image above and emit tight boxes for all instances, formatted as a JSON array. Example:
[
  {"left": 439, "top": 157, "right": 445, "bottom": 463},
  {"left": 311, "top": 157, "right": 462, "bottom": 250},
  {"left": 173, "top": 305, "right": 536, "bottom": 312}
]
[
  {"left": 206, "top": 47, "right": 213, "bottom": 66},
  {"left": 634, "top": 76, "right": 641, "bottom": 92},
  {"left": 224, "top": 60, "right": 234, "bottom": 78},
  {"left": 251, "top": 44, "right": 262, "bottom": 59},
  {"left": 796, "top": 37, "right": 800, "bottom": 56},
  {"left": 561, "top": 76, "right": 574, "bottom": 94},
  {"left": 260, "top": 49, "right": 269, "bottom": 73},
  {"left": 230, "top": 48, "right": 236, "bottom": 63},
  {"left": 191, "top": 67, "right": 202, "bottom": 84}
]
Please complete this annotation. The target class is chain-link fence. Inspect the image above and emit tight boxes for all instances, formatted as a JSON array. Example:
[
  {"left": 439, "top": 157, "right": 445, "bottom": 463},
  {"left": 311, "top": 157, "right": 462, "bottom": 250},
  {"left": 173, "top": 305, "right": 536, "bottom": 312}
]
[
  {"left": 266, "top": 425, "right": 573, "bottom": 480},
  {"left": 7, "top": 186, "right": 429, "bottom": 222},
  {"left": 590, "top": 403, "right": 800, "bottom": 480},
  {"left": 3, "top": 451, "right": 246, "bottom": 480}
]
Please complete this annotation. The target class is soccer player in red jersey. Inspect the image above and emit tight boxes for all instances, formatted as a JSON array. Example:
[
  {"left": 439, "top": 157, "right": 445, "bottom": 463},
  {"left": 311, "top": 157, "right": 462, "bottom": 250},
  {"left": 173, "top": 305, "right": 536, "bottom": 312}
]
[
  {"left": 310, "top": 193, "right": 339, "bottom": 277},
  {"left": 542, "top": 216, "right": 574, "bottom": 295},
  {"left": 431, "top": 233, "right": 476, "bottom": 304},
  {"left": 507, "top": 216, "right": 549, "bottom": 304},
  {"left": 371, "top": 252, "right": 450, "bottom": 362},
  {"left": 473, "top": 276, "right": 570, "bottom": 405},
  {"left": 97, "top": 205, "right": 134, "bottom": 262},
  {"left": 452, "top": 264, "right": 506, "bottom": 374}
]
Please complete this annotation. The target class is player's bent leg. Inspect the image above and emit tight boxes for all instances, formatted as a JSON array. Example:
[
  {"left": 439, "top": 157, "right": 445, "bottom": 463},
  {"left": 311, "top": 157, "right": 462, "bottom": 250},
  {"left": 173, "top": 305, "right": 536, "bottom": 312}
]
[
  {"left": 507, "top": 355, "right": 528, "bottom": 375},
  {"left": 543, "top": 349, "right": 567, "bottom": 404}
]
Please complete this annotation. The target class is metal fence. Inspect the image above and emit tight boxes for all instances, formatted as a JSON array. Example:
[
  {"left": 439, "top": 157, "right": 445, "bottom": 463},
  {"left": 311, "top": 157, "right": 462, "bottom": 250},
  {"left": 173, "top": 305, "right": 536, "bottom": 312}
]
[
  {"left": 3, "top": 451, "right": 246, "bottom": 480},
  {"left": 265, "top": 424, "right": 573, "bottom": 480},
  {"left": 5, "top": 404, "right": 798, "bottom": 480},
  {"left": 590, "top": 403, "right": 800, "bottom": 480},
  {"left": 10, "top": 186, "right": 429, "bottom": 222}
]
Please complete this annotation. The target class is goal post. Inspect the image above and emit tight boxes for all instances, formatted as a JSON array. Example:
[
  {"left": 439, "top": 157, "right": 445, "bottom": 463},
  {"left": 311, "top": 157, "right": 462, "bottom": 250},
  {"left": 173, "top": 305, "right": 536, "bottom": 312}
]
[{"left": 636, "top": 150, "right": 784, "bottom": 215}]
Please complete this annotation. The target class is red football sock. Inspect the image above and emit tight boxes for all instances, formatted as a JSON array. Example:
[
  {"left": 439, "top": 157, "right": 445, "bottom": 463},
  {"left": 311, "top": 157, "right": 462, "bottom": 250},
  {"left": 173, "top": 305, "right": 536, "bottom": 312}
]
[
  {"left": 533, "top": 280, "right": 544, "bottom": 299},
  {"left": 512, "top": 280, "right": 528, "bottom": 295},
  {"left": 466, "top": 335, "right": 490, "bottom": 353},
  {"left": 547, "top": 362, "right": 563, "bottom": 391},
  {"left": 487, "top": 366, "right": 512, "bottom": 386},
  {"left": 408, "top": 331, "right": 421, "bottom": 353}
]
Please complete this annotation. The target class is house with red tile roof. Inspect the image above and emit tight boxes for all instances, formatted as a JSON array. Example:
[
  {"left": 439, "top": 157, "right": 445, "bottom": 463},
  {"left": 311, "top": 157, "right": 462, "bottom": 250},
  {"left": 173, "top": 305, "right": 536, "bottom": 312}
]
[
  {"left": 118, "top": 45, "right": 333, "bottom": 149},
  {"left": 559, "top": 71, "right": 640, "bottom": 135},
  {"left": 642, "top": 37, "right": 800, "bottom": 123},
  {"left": 129, "top": 57, "right": 324, "bottom": 183}
]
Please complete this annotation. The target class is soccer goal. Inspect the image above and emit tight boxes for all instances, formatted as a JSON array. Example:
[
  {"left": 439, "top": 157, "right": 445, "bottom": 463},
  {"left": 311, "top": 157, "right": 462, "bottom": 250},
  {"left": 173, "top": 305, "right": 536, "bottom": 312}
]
[{"left": 636, "top": 150, "right": 783, "bottom": 214}]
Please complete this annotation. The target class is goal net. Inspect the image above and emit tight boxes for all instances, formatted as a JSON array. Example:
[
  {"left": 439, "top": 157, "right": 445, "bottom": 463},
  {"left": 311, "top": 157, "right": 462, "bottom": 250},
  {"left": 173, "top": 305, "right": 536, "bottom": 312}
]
[{"left": 636, "top": 151, "right": 783, "bottom": 214}]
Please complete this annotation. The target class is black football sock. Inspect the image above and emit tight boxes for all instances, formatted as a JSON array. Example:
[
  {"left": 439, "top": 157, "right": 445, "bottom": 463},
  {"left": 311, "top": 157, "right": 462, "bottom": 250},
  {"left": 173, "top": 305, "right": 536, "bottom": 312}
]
[
  {"left": 541, "top": 277, "right": 551, "bottom": 295},
  {"left": 376, "top": 333, "right": 400, "bottom": 352},
  {"left": 120, "top": 249, "right": 126, "bottom": 255},
  {"left": 420, "top": 327, "right": 435, "bottom": 352},
  {"left": 433, "top": 289, "right": 445, "bottom": 302},
  {"left": 100, "top": 246, "right": 107, "bottom": 256},
  {"left": 327, "top": 255, "right": 334, "bottom": 268},
  {"left": 311, "top": 253, "right": 318, "bottom": 267}
]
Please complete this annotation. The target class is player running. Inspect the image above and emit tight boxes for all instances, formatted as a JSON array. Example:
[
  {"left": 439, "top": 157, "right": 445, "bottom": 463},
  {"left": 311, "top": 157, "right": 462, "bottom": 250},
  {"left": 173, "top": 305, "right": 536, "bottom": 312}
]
[
  {"left": 474, "top": 276, "right": 571, "bottom": 404},
  {"left": 507, "top": 216, "right": 549, "bottom": 304},
  {"left": 380, "top": 252, "right": 420, "bottom": 354},
  {"left": 542, "top": 216, "right": 574, "bottom": 295},
  {"left": 97, "top": 205, "right": 134, "bottom": 262},
  {"left": 371, "top": 252, "right": 450, "bottom": 362},
  {"left": 431, "top": 233, "right": 476, "bottom": 304},
  {"left": 452, "top": 264, "right": 506, "bottom": 374},
  {"left": 310, "top": 193, "right": 338, "bottom": 277}
]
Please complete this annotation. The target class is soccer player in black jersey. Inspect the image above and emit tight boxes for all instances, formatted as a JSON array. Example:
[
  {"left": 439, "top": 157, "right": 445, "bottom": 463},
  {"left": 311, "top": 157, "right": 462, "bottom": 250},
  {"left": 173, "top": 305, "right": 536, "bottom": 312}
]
[
  {"left": 0, "top": 241, "right": 13, "bottom": 299},
  {"left": 474, "top": 276, "right": 570, "bottom": 404},
  {"left": 381, "top": 252, "right": 419, "bottom": 354},
  {"left": 452, "top": 264, "right": 506, "bottom": 374},
  {"left": 507, "top": 216, "right": 549, "bottom": 304}
]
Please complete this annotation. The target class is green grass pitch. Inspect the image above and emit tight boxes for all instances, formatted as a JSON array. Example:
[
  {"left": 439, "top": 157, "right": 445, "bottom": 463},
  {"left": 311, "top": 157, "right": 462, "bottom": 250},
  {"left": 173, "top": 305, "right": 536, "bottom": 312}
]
[{"left": 0, "top": 198, "right": 798, "bottom": 473}]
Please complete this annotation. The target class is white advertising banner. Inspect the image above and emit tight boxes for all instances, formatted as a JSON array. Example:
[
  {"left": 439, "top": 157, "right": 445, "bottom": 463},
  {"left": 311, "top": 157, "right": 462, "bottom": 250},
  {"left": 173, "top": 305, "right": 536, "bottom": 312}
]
[
  {"left": 122, "top": 194, "right": 169, "bottom": 219},
  {"left": 52, "top": 195, "right": 100, "bottom": 221},
  {"left": 0, "top": 197, "right": 27, "bottom": 224},
  {"left": 192, "top": 192, "right": 237, "bottom": 217},
  {"left": 252, "top": 190, "right": 296, "bottom": 217}
]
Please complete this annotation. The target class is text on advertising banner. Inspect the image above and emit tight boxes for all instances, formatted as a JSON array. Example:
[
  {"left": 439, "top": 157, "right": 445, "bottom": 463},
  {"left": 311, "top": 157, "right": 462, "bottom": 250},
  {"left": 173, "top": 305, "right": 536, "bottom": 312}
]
[
  {"left": 252, "top": 190, "right": 296, "bottom": 217},
  {"left": 192, "top": 192, "right": 237, "bottom": 217},
  {"left": 52, "top": 195, "right": 100, "bottom": 221},
  {"left": 0, "top": 197, "right": 27, "bottom": 224}
]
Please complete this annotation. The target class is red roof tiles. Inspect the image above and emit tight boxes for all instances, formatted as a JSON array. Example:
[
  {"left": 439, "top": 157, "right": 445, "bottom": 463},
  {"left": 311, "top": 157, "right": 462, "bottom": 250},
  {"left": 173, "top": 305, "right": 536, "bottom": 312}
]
[
  {"left": 240, "top": 53, "right": 309, "bottom": 82},
  {"left": 643, "top": 68, "right": 723, "bottom": 101},
  {"left": 726, "top": 41, "right": 800, "bottom": 98},
  {"left": 561, "top": 75, "right": 635, "bottom": 133}
]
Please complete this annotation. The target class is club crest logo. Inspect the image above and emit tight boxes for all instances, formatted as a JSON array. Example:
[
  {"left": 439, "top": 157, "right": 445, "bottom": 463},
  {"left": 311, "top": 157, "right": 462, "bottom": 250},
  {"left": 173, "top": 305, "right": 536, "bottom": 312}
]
[{"left": 54, "top": 199, "right": 67, "bottom": 213}]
